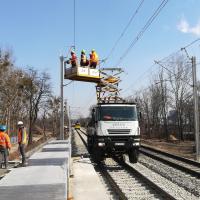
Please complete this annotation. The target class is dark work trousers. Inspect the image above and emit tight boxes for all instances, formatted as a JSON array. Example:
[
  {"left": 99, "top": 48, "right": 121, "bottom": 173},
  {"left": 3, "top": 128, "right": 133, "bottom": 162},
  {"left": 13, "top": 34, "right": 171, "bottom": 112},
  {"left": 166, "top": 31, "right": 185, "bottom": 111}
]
[
  {"left": 80, "top": 60, "right": 89, "bottom": 67},
  {"left": 19, "top": 144, "right": 26, "bottom": 164},
  {"left": 89, "top": 62, "right": 97, "bottom": 69},
  {"left": 0, "top": 146, "right": 8, "bottom": 168}
]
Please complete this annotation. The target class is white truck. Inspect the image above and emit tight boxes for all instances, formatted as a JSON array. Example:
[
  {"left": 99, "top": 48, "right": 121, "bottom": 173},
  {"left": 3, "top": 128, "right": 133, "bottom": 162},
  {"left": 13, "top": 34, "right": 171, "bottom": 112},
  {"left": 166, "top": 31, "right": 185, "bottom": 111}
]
[{"left": 87, "top": 102, "right": 140, "bottom": 163}]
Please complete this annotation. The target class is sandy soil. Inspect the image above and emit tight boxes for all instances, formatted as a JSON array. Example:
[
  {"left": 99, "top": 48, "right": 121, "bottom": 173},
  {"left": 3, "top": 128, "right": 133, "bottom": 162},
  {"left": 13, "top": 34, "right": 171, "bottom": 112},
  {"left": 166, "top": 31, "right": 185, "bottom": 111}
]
[{"left": 141, "top": 139, "right": 195, "bottom": 160}]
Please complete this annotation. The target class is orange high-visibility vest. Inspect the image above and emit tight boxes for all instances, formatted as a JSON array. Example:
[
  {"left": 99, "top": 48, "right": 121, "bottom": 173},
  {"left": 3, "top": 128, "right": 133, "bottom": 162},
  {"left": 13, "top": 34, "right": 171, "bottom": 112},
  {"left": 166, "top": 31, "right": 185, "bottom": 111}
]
[
  {"left": 18, "top": 128, "right": 27, "bottom": 144},
  {"left": 0, "top": 131, "right": 11, "bottom": 149},
  {"left": 71, "top": 54, "right": 77, "bottom": 62},
  {"left": 91, "top": 52, "right": 99, "bottom": 63}
]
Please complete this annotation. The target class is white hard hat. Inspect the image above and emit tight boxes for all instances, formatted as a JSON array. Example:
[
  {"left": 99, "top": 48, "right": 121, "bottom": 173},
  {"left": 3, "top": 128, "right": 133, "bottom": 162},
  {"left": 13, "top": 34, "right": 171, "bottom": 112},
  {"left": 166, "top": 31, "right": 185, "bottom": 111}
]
[{"left": 17, "top": 121, "right": 23, "bottom": 125}]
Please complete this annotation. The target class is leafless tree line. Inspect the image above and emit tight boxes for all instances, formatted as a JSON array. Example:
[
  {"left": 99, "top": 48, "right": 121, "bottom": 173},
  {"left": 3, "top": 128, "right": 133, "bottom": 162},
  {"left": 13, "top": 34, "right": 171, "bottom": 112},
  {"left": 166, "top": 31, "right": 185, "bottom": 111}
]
[
  {"left": 0, "top": 49, "right": 61, "bottom": 144},
  {"left": 128, "top": 54, "right": 196, "bottom": 141}
]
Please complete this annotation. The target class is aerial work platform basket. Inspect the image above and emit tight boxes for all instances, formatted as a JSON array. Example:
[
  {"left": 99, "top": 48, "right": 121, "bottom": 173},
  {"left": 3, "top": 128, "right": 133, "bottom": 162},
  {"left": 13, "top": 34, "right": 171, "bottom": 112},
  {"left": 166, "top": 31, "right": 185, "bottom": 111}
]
[{"left": 64, "top": 66, "right": 101, "bottom": 83}]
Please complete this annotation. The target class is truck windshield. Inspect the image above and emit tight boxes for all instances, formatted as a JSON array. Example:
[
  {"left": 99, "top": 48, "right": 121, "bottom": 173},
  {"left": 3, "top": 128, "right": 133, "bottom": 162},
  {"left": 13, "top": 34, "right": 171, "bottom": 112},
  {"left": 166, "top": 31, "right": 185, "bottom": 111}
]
[{"left": 99, "top": 106, "right": 137, "bottom": 121}]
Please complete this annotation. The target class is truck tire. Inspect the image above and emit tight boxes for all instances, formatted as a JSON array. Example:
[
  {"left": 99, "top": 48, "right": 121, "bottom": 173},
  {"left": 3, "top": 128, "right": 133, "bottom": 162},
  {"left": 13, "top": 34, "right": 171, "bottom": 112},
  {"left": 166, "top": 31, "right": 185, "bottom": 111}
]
[
  {"left": 118, "top": 154, "right": 126, "bottom": 162},
  {"left": 92, "top": 148, "right": 104, "bottom": 163},
  {"left": 87, "top": 136, "right": 93, "bottom": 153},
  {"left": 128, "top": 148, "right": 139, "bottom": 163}
]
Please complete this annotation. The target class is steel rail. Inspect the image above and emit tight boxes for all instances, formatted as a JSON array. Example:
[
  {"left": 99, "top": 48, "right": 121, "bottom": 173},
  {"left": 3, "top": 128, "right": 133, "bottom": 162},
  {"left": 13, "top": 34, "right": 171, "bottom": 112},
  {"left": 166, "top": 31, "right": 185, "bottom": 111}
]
[
  {"left": 75, "top": 129, "right": 88, "bottom": 149},
  {"left": 97, "top": 163, "right": 128, "bottom": 200},
  {"left": 140, "top": 145, "right": 200, "bottom": 178},
  {"left": 74, "top": 128, "right": 127, "bottom": 199},
  {"left": 75, "top": 129, "right": 175, "bottom": 199},
  {"left": 116, "top": 158, "right": 176, "bottom": 200}
]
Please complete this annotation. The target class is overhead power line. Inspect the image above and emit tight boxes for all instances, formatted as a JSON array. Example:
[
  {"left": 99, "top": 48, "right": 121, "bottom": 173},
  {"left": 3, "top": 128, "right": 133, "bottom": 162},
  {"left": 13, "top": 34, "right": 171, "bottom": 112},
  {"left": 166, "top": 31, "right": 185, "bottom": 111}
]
[
  {"left": 74, "top": 0, "right": 76, "bottom": 50},
  {"left": 154, "top": 60, "right": 193, "bottom": 87},
  {"left": 122, "top": 38, "right": 200, "bottom": 95},
  {"left": 104, "top": 0, "right": 145, "bottom": 64},
  {"left": 183, "top": 38, "right": 200, "bottom": 49},
  {"left": 116, "top": 0, "right": 169, "bottom": 66}
]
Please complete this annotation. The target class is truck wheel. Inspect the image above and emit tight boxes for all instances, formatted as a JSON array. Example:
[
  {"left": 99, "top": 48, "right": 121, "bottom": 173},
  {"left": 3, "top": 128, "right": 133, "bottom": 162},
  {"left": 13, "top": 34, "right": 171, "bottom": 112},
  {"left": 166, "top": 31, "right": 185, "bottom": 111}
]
[
  {"left": 93, "top": 155, "right": 104, "bottom": 163},
  {"left": 128, "top": 148, "right": 139, "bottom": 163},
  {"left": 87, "top": 136, "right": 92, "bottom": 153},
  {"left": 118, "top": 154, "right": 126, "bottom": 162},
  {"left": 92, "top": 149, "right": 104, "bottom": 163}
]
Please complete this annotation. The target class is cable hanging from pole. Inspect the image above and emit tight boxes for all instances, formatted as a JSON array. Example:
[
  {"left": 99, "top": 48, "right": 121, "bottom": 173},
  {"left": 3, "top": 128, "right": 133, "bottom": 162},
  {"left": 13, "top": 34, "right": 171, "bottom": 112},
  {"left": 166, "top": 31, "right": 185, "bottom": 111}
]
[
  {"left": 116, "top": 0, "right": 169, "bottom": 66},
  {"left": 73, "top": 0, "right": 76, "bottom": 51}
]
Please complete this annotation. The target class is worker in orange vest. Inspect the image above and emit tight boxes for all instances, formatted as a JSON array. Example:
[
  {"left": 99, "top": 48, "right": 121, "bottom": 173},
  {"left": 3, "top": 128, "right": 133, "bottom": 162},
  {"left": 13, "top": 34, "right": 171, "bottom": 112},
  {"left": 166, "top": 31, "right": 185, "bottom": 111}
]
[
  {"left": 17, "top": 121, "right": 27, "bottom": 167},
  {"left": 67, "top": 50, "right": 78, "bottom": 68},
  {"left": 89, "top": 49, "right": 99, "bottom": 69},
  {"left": 0, "top": 125, "right": 11, "bottom": 168}
]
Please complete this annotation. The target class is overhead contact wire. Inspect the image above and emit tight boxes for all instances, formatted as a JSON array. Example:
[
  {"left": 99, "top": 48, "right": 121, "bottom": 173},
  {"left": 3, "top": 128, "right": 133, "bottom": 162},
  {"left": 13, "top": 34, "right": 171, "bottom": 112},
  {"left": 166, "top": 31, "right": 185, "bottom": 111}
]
[
  {"left": 74, "top": 0, "right": 76, "bottom": 50},
  {"left": 116, "top": 0, "right": 169, "bottom": 66},
  {"left": 122, "top": 38, "right": 200, "bottom": 94},
  {"left": 104, "top": 0, "right": 145, "bottom": 64}
]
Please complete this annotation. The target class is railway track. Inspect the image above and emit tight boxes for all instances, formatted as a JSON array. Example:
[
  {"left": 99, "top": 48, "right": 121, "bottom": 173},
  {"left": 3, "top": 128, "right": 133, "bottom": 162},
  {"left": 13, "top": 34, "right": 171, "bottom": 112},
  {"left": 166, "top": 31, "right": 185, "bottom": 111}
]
[
  {"left": 140, "top": 145, "right": 200, "bottom": 178},
  {"left": 99, "top": 158, "right": 176, "bottom": 200},
  {"left": 75, "top": 129, "right": 88, "bottom": 149},
  {"left": 73, "top": 128, "right": 199, "bottom": 199},
  {"left": 75, "top": 129, "right": 175, "bottom": 199}
]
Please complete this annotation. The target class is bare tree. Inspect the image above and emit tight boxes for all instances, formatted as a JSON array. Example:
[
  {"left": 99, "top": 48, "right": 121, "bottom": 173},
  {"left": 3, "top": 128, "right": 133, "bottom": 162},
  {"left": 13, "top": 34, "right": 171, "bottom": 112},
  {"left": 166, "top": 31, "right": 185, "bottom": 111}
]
[
  {"left": 155, "top": 68, "right": 169, "bottom": 139},
  {"left": 167, "top": 55, "right": 192, "bottom": 140},
  {"left": 21, "top": 69, "right": 51, "bottom": 144},
  {"left": 47, "top": 96, "right": 60, "bottom": 137}
]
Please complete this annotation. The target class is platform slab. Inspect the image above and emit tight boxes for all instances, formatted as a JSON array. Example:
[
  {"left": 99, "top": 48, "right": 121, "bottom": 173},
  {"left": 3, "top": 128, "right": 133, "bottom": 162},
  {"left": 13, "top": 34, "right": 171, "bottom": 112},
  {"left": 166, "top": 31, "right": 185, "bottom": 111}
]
[
  {"left": 0, "top": 166, "right": 66, "bottom": 186},
  {"left": 0, "top": 166, "right": 67, "bottom": 199},
  {"left": 49, "top": 140, "right": 69, "bottom": 144},
  {"left": 28, "top": 151, "right": 69, "bottom": 166},
  {"left": 73, "top": 158, "right": 110, "bottom": 200},
  {"left": 0, "top": 140, "right": 69, "bottom": 200},
  {"left": 42, "top": 143, "right": 69, "bottom": 152},
  {"left": 0, "top": 184, "right": 66, "bottom": 200}
]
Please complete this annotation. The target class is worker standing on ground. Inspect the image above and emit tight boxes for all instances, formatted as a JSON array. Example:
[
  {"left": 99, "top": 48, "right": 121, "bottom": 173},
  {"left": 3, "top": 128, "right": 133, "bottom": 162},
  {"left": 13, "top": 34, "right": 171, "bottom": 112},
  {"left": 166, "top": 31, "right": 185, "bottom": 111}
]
[
  {"left": 17, "top": 121, "right": 27, "bottom": 167},
  {"left": 89, "top": 49, "right": 99, "bottom": 69},
  {"left": 67, "top": 50, "right": 78, "bottom": 68},
  {"left": 80, "top": 49, "right": 89, "bottom": 67},
  {"left": 0, "top": 125, "right": 11, "bottom": 169}
]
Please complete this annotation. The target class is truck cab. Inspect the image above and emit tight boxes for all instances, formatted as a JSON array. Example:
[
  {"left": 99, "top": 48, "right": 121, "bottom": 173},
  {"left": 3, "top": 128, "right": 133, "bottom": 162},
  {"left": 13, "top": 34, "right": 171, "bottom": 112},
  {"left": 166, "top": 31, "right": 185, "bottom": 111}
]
[{"left": 87, "top": 103, "right": 140, "bottom": 163}]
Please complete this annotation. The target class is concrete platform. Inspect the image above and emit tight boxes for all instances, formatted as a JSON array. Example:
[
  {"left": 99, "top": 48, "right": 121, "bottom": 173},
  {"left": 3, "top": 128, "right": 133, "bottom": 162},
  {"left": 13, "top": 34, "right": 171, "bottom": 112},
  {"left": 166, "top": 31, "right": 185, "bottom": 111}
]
[
  {"left": 0, "top": 140, "right": 69, "bottom": 200},
  {"left": 73, "top": 158, "right": 110, "bottom": 200},
  {"left": 28, "top": 151, "right": 69, "bottom": 166},
  {"left": 0, "top": 166, "right": 66, "bottom": 186},
  {"left": 0, "top": 167, "right": 67, "bottom": 200},
  {"left": 49, "top": 140, "right": 69, "bottom": 144},
  {"left": 42, "top": 143, "right": 69, "bottom": 152}
]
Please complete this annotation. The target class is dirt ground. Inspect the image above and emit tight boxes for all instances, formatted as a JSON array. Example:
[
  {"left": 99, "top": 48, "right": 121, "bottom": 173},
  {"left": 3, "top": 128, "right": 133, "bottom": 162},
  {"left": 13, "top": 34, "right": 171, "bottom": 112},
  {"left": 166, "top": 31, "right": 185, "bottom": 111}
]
[
  {"left": 9, "top": 131, "right": 53, "bottom": 161},
  {"left": 141, "top": 139, "right": 196, "bottom": 160},
  {"left": 0, "top": 134, "right": 53, "bottom": 178}
]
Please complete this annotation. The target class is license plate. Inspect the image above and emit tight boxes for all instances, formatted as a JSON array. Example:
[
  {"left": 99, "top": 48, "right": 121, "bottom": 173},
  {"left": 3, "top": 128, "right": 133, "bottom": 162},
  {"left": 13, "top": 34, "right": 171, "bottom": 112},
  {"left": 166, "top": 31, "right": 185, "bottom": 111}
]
[{"left": 115, "top": 143, "right": 124, "bottom": 146}]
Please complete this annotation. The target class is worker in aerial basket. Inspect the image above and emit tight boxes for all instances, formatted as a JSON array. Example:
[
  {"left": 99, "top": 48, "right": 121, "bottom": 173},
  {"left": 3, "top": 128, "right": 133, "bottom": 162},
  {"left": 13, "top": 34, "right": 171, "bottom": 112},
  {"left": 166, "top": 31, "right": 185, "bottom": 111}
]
[
  {"left": 0, "top": 125, "right": 11, "bottom": 169},
  {"left": 80, "top": 49, "right": 89, "bottom": 67},
  {"left": 67, "top": 50, "right": 78, "bottom": 68},
  {"left": 89, "top": 49, "right": 99, "bottom": 69}
]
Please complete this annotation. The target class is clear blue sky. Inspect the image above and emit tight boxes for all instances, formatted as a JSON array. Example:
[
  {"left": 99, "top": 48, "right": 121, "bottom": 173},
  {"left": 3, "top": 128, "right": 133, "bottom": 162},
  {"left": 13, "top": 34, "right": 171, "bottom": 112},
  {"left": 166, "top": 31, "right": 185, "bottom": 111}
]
[{"left": 1, "top": 0, "right": 200, "bottom": 118}]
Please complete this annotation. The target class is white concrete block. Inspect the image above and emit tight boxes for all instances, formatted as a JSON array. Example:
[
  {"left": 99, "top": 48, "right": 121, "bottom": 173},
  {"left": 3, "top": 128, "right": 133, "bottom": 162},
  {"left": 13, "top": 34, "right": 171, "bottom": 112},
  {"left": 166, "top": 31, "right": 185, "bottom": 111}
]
[
  {"left": 0, "top": 166, "right": 66, "bottom": 186},
  {"left": 28, "top": 152, "right": 69, "bottom": 166},
  {"left": 49, "top": 140, "right": 69, "bottom": 144},
  {"left": 42, "top": 143, "right": 69, "bottom": 152}
]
